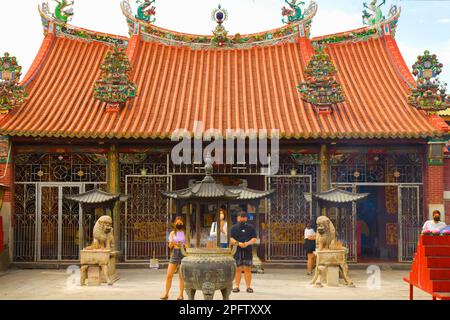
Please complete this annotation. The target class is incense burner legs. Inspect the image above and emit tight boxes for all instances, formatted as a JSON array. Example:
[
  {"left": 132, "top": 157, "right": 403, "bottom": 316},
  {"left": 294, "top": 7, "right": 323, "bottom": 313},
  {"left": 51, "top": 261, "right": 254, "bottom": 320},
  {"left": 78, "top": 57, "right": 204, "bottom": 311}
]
[{"left": 179, "top": 247, "right": 237, "bottom": 300}]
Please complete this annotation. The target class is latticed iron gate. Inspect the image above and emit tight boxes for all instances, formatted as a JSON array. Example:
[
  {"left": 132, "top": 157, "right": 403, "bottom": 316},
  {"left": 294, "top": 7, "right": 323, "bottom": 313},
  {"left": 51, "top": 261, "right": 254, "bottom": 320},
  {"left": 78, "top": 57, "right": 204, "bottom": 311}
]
[
  {"left": 39, "top": 184, "right": 82, "bottom": 261},
  {"left": 14, "top": 183, "right": 104, "bottom": 262},
  {"left": 124, "top": 175, "right": 172, "bottom": 261},
  {"left": 265, "top": 175, "right": 312, "bottom": 261},
  {"left": 398, "top": 185, "right": 421, "bottom": 262},
  {"left": 13, "top": 153, "right": 107, "bottom": 262}
]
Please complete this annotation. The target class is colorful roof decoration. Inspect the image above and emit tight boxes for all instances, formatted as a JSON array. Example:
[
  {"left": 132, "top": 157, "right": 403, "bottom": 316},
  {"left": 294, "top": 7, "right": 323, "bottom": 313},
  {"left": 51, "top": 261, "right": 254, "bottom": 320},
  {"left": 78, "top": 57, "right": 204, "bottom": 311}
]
[
  {"left": 408, "top": 51, "right": 450, "bottom": 114},
  {"left": 0, "top": 53, "right": 26, "bottom": 114},
  {"left": 93, "top": 46, "right": 137, "bottom": 111},
  {"left": 282, "top": 1, "right": 306, "bottom": 24},
  {"left": 211, "top": 5, "right": 230, "bottom": 48},
  {"left": 39, "top": 3, "right": 128, "bottom": 48},
  {"left": 439, "top": 109, "right": 450, "bottom": 117},
  {"left": 0, "top": 1, "right": 447, "bottom": 139},
  {"left": 51, "top": 0, "right": 74, "bottom": 24},
  {"left": 297, "top": 44, "right": 345, "bottom": 113},
  {"left": 362, "top": 0, "right": 386, "bottom": 26},
  {"left": 121, "top": 0, "right": 318, "bottom": 50},
  {"left": 135, "top": 0, "right": 156, "bottom": 23}
]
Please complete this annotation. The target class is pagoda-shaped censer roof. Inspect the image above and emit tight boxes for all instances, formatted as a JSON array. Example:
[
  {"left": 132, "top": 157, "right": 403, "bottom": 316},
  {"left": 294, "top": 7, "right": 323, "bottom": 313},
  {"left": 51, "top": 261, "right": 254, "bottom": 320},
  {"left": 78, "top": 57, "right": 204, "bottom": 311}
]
[
  {"left": 64, "top": 189, "right": 127, "bottom": 210},
  {"left": 161, "top": 157, "right": 274, "bottom": 202},
  {"left": 305, "top": 188, "right": 369, "bottom": 208}
]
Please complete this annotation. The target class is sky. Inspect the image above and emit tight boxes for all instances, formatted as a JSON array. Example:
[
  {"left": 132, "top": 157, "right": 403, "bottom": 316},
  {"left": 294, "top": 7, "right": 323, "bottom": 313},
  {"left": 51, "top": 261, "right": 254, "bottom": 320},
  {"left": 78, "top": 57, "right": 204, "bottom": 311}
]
[{"left": 0, "top": 0, "right": 449, "bottom": 84}]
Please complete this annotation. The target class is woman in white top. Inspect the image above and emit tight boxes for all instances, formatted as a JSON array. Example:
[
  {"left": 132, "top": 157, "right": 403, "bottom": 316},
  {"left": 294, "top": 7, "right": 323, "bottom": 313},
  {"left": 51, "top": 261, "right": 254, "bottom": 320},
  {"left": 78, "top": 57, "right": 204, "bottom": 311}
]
[
  {"left": 210, "top": 208, "right": 228, "bottom": 248},
  {"left": 422, "top": 210, "right": 447, "bottom": 232},
  {"left": 304, "top": 221, "right": 316, "bottom": 276}
]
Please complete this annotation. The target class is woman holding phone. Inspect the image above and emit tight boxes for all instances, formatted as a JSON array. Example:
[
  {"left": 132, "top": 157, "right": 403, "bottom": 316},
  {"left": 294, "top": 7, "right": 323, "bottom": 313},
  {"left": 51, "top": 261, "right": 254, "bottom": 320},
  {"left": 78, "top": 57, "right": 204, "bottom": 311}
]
[{"left": 160, "top": 216, "right": 186, "bottom": 300}]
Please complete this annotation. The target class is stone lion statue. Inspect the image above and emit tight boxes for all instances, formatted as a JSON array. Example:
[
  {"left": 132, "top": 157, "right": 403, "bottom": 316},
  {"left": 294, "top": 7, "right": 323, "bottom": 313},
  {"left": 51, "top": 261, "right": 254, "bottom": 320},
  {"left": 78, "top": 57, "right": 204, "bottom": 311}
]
[
  {"left": 312, "top": 215, "right": 354, "bottom": 287},
  {"left": 85, "top": 215, "right": 114, "bottom": 250},
  {"left": 316, "top": 215, "right": 336, "bottom": 251}
]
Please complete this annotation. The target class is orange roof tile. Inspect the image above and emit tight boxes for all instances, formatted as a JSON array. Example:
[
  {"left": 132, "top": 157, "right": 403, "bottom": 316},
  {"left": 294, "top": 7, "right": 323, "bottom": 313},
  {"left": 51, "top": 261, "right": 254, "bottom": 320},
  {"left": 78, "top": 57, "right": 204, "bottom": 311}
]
[{"left": 0, "top": 29, "right": 446, "bottom": 140}]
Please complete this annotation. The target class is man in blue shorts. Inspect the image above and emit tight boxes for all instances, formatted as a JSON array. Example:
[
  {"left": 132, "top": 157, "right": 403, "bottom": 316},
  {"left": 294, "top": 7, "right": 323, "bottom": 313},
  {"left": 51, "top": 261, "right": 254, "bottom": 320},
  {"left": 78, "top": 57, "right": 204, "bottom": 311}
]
[{"left": 230, "top": 211, "right": 257, "bottom": 293}]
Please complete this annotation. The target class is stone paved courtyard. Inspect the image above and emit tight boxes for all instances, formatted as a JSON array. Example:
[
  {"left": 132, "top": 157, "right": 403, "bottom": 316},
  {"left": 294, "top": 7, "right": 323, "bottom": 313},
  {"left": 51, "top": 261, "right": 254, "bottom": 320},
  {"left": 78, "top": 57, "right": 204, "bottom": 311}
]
[{"left": 0, "top": 267, "right": 431, "bottom": 300}]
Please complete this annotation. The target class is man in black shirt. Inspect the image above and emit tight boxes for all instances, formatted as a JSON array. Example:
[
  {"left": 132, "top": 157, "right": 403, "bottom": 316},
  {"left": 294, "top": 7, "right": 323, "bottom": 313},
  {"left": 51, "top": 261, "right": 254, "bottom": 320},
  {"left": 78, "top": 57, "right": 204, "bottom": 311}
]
[{"left": 230, "top": 212, "right": 257, "bottom": 293}]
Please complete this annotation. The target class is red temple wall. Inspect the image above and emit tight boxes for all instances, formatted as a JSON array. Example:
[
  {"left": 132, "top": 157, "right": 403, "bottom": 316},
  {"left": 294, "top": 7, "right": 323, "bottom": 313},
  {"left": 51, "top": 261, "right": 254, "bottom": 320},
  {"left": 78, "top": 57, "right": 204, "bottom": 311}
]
[
  {"left": 445, "top": 158, "right": 450, "bottom": 224},
  {"left": 0, "top": 162, "right": 12, "bottom": 202},
  {"left": 0, "top": 158, "right": 13, "bottom": 251},
  {"left": 426, "top": 165, "right": 444, "bottom": 204},
  {"left": 444, "top": 158, "right": 450, "bottom": 190}
]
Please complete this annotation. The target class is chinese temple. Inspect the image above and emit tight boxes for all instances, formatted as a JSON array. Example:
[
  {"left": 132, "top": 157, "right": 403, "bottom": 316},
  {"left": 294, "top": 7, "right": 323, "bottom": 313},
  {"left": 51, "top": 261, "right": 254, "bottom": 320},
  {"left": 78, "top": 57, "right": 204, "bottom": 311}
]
[{"left": 0, "top": 0, "right": 449, "bottom": 267}]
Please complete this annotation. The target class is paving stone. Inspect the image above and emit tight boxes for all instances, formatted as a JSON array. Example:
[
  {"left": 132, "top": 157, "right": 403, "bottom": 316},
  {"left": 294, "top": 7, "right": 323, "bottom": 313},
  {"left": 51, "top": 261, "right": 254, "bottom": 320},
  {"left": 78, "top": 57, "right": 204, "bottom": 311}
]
[{"left": 0, "top": 268, "right": 432, "bottom": 300}]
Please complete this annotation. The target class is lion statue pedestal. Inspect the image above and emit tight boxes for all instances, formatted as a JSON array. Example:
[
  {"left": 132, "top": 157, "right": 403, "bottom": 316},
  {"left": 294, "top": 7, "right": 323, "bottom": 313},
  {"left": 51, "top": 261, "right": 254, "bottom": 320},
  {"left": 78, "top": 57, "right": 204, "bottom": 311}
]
[
  {"left": 311, "top": 216, "right": 354, "bottom": 288},
  {"left": 311, "top": 249, "right": 354, "bottom": 287},
  {"left": 80, "top": 215, "right": 120, "bottom": 286},
  {"left": 80, "top": 249, "right": 120, "bottom": 286}
]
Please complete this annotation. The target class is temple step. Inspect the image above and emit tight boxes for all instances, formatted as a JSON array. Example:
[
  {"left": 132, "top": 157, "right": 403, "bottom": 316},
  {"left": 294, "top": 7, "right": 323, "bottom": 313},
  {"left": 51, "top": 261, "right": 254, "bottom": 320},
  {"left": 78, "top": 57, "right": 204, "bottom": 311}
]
[
  {"left": 427, "top": 257, "right": 450, "bottom": 268},
  {"left": 424, "top": 246, "right": 450, "bottom": 256},
  {"left": 406, "top": 236, "right": 450, "bottom": 299},
  {"left": 429, "top": 268, "right": 450, "bottom": 280},
  {"left": 421, "top": 237, "right": 450, "bottom": 246},
  {"left": 431, "top": 280, "right": 450, "bottom": 292}
]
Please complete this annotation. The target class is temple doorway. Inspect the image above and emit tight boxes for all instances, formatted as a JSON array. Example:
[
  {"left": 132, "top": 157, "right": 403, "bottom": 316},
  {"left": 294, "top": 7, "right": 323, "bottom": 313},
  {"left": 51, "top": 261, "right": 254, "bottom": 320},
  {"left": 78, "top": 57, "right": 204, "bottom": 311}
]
[
  {"left": 356, "top": 186, "right": 399, "bottom": 262},
  {"left": 357, "top": 184, "right": 423, "bottom": 262}
]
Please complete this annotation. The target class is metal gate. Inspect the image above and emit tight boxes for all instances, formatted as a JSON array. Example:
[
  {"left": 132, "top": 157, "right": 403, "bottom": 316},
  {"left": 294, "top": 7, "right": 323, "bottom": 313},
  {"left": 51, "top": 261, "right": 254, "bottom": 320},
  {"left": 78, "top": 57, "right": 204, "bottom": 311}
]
[
  {"left": 398, "top": 185, "right": 421, "bottom": 262},
  {"left": 265, "top": 175, "right": 312, "bottom": 261},
  {"left": 38, "top": 184, "right": 84, "bottom": 261},
  {"left": 13, "top": 183, "right": 102, "bottom": 262},
  {"left": 124, "top": 175, "right": 172, "bottom": 261}
]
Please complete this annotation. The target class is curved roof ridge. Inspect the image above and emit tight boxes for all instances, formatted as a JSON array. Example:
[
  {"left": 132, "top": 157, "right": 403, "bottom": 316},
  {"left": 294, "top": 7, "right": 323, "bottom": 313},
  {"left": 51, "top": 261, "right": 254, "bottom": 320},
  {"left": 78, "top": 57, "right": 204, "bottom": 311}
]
[
  {"left": 39, "top": 2, "right": 128, "bottom": 47},
  {"left": 120, "top": 0, "right": 318, "bottom": 49},
  {"left": 20, "top": 31, "right": 56, "bottom": 87},
  {"left": 312, "top": 5, "right": 401, "bottom": 46},
  {"left": 312, "top": 26, "right": 374, "bottom": 42}
]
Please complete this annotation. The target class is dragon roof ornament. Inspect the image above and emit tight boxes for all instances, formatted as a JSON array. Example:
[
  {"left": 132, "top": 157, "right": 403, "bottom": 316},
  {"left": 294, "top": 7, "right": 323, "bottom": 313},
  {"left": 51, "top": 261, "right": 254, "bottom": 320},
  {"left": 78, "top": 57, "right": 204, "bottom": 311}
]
[
  {"left": 39, "top": 1, "right": 128, "bottom": 48},
  {"left": 135, "top": 0, "right": 156, "bottom": 24},
  {"left": 282, "top": 0, "right": 306, "bottom": 24},
  {"left": 313, "top": 3, "right": 400, "bottom": 47},
  {"left": 121, "top": 0, "right": 318, "bottom": 50},
  {"left": 362, "top": 0, "right": 385, "bottom": 26},
  {"left": 361, "top": 1, "right": 401, "bottom": 35},
  {"left": 52, "top": 0, "right": 74, "bottom": 24}
]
